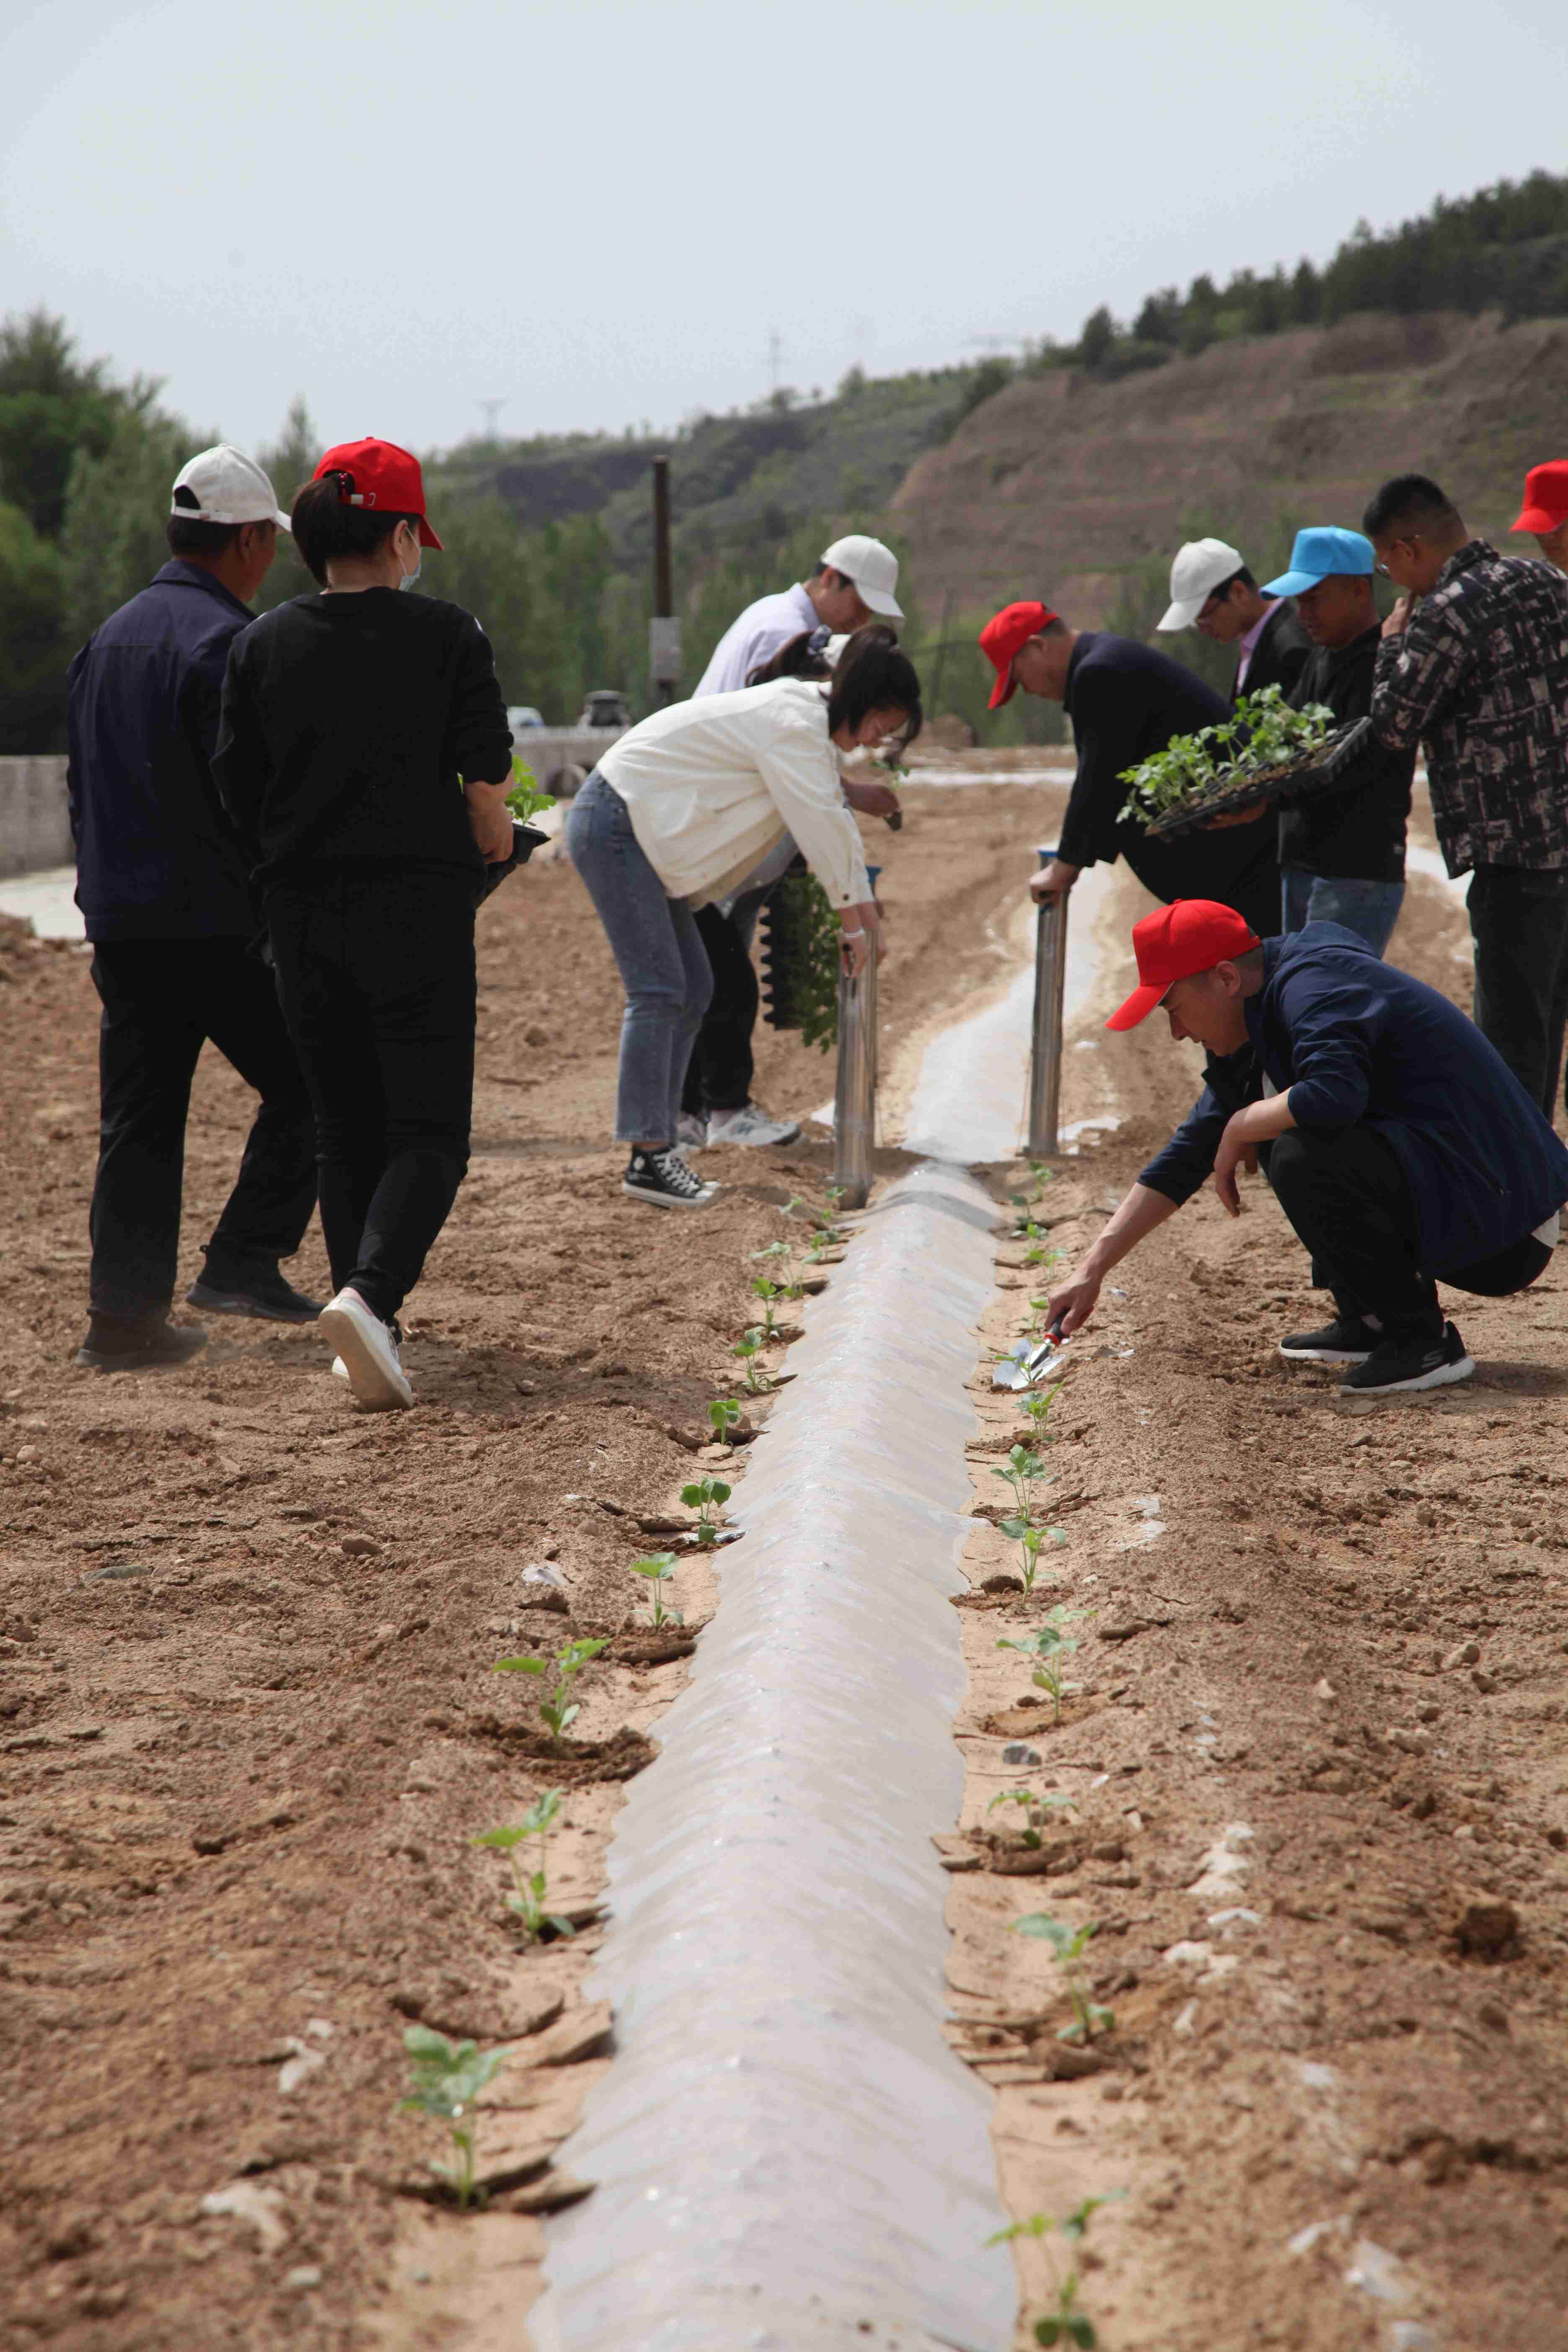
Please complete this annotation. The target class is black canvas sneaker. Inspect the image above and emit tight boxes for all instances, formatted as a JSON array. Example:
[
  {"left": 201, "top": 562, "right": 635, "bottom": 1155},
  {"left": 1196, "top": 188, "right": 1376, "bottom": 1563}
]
[
  {"left": 622, "top": 1147, "right": 719, "bottom": 1210},
  {"left": 1340, "top": 1320, "right": 1475, "bottom": 1397},
  {"left": 1278, "top": 1313, "right": 1381, "bottom": 1365}
]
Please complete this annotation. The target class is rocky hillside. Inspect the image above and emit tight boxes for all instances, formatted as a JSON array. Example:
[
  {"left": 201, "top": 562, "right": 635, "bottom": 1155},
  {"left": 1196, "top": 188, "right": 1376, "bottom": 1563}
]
[{"left": 890, "top": 309, "right": 1568, "bottom": 627}]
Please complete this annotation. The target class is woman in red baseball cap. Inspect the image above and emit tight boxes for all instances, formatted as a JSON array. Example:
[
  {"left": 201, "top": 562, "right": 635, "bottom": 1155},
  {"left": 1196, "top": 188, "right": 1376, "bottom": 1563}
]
[{"left": 215, "top": 436, "right": 515, "bottom": 1410}]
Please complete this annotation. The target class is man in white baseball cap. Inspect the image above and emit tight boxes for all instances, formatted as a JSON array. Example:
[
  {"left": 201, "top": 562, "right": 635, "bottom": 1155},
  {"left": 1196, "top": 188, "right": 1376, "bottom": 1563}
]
[
  {"left": 1158, "top": 535, "right": 1310, "bottom": 710},
  {"left": 66, "top": 444, "right": 321, "bottom": 1373},
  {"left": 674, "top": 532, "right": 905, "bottom": 1150}
]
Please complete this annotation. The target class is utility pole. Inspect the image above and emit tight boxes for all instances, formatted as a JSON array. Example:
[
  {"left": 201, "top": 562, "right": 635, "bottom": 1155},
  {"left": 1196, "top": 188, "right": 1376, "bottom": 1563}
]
[
  {"left": 475, "top": 397, "right": 507, "bottom": 442},
  {"left": 764, "top": 327, "right": 784, "bottom": 394},
  {"left": 649, "top": 455, "right": 681, "bottom": 708}
]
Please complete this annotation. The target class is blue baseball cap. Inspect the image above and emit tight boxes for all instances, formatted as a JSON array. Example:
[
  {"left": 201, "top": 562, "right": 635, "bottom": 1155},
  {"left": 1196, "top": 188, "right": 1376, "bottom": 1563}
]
[{"left": 1263, "top": 526, "right": 1375, "bottom": 596}]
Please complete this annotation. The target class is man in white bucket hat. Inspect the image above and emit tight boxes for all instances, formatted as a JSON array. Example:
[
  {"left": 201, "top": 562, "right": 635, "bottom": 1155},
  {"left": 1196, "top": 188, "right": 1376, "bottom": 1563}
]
[
  {"left": 676, "top": 533, "right": 905, "bottom": 1150},
  {"left": 66, "top": 444, "right": 321, "bottom": 1373}
]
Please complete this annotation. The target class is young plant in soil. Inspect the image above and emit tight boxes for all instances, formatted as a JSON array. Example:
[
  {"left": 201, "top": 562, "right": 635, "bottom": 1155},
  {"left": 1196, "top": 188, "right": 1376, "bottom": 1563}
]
[
  {"left": 987, "top": 2198, "right": 1120, "bottom": 2347},
  {"left": 998, "top": 1516, "right": 1067, "bottom": 1595},
  {"left": 1011, "top": 1914, "right": 1113, "bottom": 2044},
  {"left": 748, "top": 1275, "right": 782, "bottom": 1335},
  {"left": 987, "top": 1788, "right": 1076, "bottom": 1849},
  {"left": 681, "top": 1475, "right": 732, "bottom": 1547},
  {"left": 472, "top": 1789, "right": 575, "bottom": 1943},
  {"left": 494, "top": 1636, "right": 609, "bottom": 1750},
  {"left": 1021, "top": 1377, "right": 1067, "bottom": 1440},
  {"left": 629, "top": 1550, "right": 682, "bottom": 1627},
  {"left": 732, "top": 1328, "right": 773, "bottom": 1392},
  {"left": 994, "top": 1445, "right": 1050, "bottom": 1517},
  {"left": 399, "top": 2026, "right": 508, "bottom": 2208},
  {"left": 998, "top": 1606, "right": 1091, "bottom": 1721},
  {"left": 708, "top": 1397, "right": 743, "bottom": 1439}
]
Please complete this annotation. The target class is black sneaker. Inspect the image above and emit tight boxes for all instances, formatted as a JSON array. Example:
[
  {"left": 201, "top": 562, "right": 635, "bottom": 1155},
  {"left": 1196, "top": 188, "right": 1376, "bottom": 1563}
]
[
  {"left": 186, "top": 1263, "right": 325, "bottom": 1323},
  {"left": 75, "top": 1315, "right": 208, "bottom": 1372},
  {"left": 622, "top": 1147, "right": 719, "bottom": 1210},
  {"left": 1278, "top": 1313, "right": 1381, "bottom": 1365},
  {"left": 1341, "top": 1320, "right": 1475, "bottom": 1397}
]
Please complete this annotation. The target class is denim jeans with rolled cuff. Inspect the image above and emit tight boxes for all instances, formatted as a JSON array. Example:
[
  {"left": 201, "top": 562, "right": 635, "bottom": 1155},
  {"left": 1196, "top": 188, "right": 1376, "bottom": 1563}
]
[
  {"left": 565, "top": 770, "right": 715, "bottom": 1145},
  {"left": 1280, "top": 868, "right": 1405, "bottom": 957}
]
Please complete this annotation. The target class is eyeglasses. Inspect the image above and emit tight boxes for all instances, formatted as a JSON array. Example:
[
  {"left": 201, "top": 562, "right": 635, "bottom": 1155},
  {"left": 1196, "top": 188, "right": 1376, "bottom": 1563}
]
[{"left": 1374, "top": 533, "right": 1419, "bottom": 577}]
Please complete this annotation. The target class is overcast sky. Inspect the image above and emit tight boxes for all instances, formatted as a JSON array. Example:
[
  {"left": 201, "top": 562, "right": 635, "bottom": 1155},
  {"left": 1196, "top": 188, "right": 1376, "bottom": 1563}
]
[{"left": 3, "top": 0, "right": 1563, "bottom": 463}]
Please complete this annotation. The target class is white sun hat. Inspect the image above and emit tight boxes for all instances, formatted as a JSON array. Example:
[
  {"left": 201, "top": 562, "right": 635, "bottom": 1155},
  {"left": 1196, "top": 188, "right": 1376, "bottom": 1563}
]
[
  {"left": 170, "top": 444, "right": 291, "bottom": 530},
  {"left": 820, "top": 532, "right": 903, "bottom": 620},
  {"left": 1158, "top": 537, "right": 1245, "bottom": 631}
]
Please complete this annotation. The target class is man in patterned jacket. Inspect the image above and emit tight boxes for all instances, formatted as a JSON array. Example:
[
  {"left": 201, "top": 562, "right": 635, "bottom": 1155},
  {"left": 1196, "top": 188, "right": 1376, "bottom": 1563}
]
[{"left": 1366, "top": 472, "right": 1568, "bottom": 1121}]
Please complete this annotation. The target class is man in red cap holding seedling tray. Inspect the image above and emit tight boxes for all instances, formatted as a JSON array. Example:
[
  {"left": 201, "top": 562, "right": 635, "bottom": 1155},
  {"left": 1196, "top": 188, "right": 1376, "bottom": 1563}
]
[
  {"left": 978, "top": 599, "right": 1280, "bottom": 940},
  {"left": 1512, "top": 460, "right": 1568, "bottom": 575},
  {"left": 1042, "top": 900, "right": 1568, "bottom": 1398}
]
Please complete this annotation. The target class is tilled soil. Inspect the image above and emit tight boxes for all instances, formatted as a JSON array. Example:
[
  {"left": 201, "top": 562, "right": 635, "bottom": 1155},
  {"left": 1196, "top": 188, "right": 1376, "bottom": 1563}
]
[
  {"left": 4, "top": 769, "right": 1566, "bottom": 2350},
  {"left": 946, "top": 842, "right": 1568, "bottom": 2350}
]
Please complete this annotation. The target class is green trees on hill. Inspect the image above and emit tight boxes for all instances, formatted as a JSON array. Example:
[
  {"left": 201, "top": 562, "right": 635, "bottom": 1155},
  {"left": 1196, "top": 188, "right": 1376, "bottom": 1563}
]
[{"left": 1067, "top": 168, "right": 1568, "bottom": 378}]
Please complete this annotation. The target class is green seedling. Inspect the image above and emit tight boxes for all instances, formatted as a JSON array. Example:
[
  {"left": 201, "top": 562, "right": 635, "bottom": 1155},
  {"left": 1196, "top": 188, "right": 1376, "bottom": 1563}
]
[
  {"left": 781, "top": 1194, "right": 808, "bottom": 1218},
  {"left": 998, "top": 1515, "right": 1068, "bottom": 1595},
  {"left": 1118, "top": 681, "right": 1335, "bottom": 825},
  {"left": 707, "top": 1397, "right": 743, "bottom": 1439},
  {"left": 1026, "top": 1159, "right": 1053, "bottom": 1199},
  {"left": 681, "top": 1475, "right": 732, "bottom": 1547},
  {"left": 732, "top": 1328, "right": 773, "bottom": 1392},
  {"left": 752, "top": 1238, "right": 792, "bottom": 1265},
  {"left": 494, "top": 1636, "right": 609, "bottom": 1751},
  {"left": 987, "top": 1788, "right": 1077, "bottom": 1849},
  {"left": 1021, "top": 1378, "right": 1067, "bottom": 1438},
  {"left": 399, "top": 2025, "right": 508, "bottom": 2207},
  {"left": 1023, "top": 1295, "right": 1054, "bottom": 1342},
  {"left": 629, "top": 1550, "right": 682, "bottom": 1627},
  {"left": 1011, "top": 1914, "right": 1114, "bottom": 2044},
  {"left": 998, "top": 1607, "right": 1091, "bottom": 1722},
  {"left": 505, "top": 755, "right": 556, "bottom": 824},
  {"left": 987, "top": 2198, "right": 1122, "bottom": 2347},
  {"left": 993, "top": 1445, "right": 1050, "bottom": 1516},
  {"left": 472, "top": 1789, "right": 574, "bottom": 1944},
  {"left": 748, "top": 1275, "right": 782, "bottom": 1335}
]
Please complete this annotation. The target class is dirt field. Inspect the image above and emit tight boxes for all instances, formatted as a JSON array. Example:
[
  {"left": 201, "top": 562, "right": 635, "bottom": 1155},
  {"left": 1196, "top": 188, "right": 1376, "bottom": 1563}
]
[{"left": 3, "top": 769, "right": 1566, "bottom": 2350}]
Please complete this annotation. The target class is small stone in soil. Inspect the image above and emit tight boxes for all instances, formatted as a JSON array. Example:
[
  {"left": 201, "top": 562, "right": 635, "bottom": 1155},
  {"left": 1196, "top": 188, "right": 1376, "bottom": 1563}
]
[
  {"left": 341, "top": 1534, "right": 381, "bottom": 1558},
  {"left": 1001, "top": 1743, "right": 1042, "bottom": 1767}
]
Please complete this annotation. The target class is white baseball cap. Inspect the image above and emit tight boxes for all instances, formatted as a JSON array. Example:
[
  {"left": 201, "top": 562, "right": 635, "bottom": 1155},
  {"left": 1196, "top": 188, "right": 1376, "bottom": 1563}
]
[
  {"left": 1158, "top": 537, "right": 1245, "bottom": 631},
  {"left": 170, "top": 444, "right": 291, "bottom": 531},
  {"left": 820, "top": 533, "right": 903, "bottom": 620}
]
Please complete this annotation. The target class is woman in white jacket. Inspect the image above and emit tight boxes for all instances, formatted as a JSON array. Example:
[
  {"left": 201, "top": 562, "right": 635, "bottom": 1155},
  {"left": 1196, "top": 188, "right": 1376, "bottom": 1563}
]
[{"left": 566, "top": 625, "right": 921, "bottom": 1207}]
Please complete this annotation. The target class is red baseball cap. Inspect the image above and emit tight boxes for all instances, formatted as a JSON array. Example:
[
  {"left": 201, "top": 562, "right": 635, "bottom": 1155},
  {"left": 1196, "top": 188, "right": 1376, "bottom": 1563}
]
[
  {"left": 312, "top": 436, "right": 444, "bottom": 548},
  {"left": 979, "top": 600, "right": 1059, "bottom": 708},
  {"left": 1106, "top": 900, "right": 1261, "bottom": 1032},
  {"left": 1511, "top": 459, "right": 1568, "bottom": 536}
]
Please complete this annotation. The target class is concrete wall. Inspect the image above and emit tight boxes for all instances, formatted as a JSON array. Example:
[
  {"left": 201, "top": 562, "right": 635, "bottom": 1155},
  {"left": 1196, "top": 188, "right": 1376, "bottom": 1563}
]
[{"left": 0, "top": 757, "right": 72, "bottom": 880}]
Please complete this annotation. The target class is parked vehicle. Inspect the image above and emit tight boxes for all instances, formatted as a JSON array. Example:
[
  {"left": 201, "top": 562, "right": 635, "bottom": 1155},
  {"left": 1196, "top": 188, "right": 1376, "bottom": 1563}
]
[
  {"left": 579, "top": 689, "right": 631, "bottom": 730},
  {"left": 508, "top": 705, "right": 545, "bottom": 738}
]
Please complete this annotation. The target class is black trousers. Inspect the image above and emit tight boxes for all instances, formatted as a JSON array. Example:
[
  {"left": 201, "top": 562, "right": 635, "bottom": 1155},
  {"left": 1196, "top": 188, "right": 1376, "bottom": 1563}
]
[
  {"left": 681, "top": 898, "right": 761, "bottom": 1117},
  {"left": 265, "top": 867, "right": 476, "bottom": 1326},
  {"left": 1468, "top": 866, "right": 1568, "bottom": 1122},
  {"left": 88, "top": 937, "right": 317, "bottom": 1323},
  {"left": 1267, "top": 1123, "right": 1551, "bottom": 1343}
]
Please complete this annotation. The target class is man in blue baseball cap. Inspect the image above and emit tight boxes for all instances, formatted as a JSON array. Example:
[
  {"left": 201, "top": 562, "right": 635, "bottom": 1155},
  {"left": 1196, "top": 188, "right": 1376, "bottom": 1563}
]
[{"left": 1209, "top": 526, "right": 1413, "bottom": 954}]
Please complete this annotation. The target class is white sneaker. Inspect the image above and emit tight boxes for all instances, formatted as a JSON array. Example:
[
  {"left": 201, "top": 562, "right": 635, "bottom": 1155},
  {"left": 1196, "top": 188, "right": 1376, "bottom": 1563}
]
[
  {"left": 677, "top": 1112, "right": 708, "bottom": 1152},
  {"left": 317, "top": 1287, "right": 413, "bottom": 1409},
  {"left": 707, "top": 1102, "right": 802, "bottom": 1148},
  {"left": 330, "top": 1356, "right": 349, "bottom": 1382}
]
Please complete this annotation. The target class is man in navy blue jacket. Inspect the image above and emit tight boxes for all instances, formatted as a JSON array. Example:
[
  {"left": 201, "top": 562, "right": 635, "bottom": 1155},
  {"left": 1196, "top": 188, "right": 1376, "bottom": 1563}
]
[
  {"left": 1045, "top": 900, "right": 1568, "bottom": 1396},
  {"left": 67, "top": 445, "right": 319, "bottom": 1371}
]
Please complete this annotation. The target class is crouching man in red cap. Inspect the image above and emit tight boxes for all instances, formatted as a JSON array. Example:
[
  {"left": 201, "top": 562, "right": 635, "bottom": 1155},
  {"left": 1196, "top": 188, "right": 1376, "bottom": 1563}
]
[{"left": 1044, "top": 902, "right": 1568, "bottom": 1398}]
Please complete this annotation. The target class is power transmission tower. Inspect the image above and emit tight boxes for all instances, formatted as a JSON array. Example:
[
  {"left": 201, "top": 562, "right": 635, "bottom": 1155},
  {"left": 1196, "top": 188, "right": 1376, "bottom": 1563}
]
[
  {"left": 476, "top": 397, "right": 507, "bottom": 442},
  {"left": 763, "top": 328, "right": 784, "bottom": 393}
]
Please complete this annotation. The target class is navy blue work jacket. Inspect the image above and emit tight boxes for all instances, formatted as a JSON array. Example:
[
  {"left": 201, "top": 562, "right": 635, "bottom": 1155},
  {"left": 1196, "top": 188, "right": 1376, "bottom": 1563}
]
[
  {"left": 1139, "top": 924, "right": 1568, "bottom": 1274},
  {"left": 66, "top": 561, "right": 258, "bottom": 941}
]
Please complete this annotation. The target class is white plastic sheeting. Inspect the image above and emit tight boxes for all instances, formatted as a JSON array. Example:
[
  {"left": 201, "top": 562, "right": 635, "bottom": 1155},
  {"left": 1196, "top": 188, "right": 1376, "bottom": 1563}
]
[{"left": 532, "top": 1160, "right": 1012, "bottom": 2352}]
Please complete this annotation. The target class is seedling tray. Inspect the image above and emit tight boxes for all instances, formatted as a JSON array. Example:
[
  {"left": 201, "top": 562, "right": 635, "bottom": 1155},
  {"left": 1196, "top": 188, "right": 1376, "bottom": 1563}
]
[{"left": 1146, "top": 717, "right": 1375, "bottom": 840}]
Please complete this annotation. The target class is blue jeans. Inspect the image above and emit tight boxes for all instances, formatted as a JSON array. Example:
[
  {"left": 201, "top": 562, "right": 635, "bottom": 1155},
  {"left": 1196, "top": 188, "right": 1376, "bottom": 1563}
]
[
  {"left": 565, "top": 771, "right": 714, "bottom": 1145},
  {"left": 1281, "top": 868, "right": 1405, "bottom": 957}
]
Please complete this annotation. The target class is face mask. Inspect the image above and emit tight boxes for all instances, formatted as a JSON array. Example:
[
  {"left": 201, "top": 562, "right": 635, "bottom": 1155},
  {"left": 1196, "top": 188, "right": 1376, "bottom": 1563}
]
[{"left": 398, "top": 531, "right": 422, "bottom": 592}]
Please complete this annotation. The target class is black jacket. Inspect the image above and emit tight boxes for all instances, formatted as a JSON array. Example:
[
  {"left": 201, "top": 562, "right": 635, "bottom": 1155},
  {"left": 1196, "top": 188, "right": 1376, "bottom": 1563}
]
[
  {"left": 1279, "top": 626, "right": 1413, "bottom": 882},
  {"left": 66, "top": 561, "right": 258, "bottom": 941},
  {"left": 1060, "top": 633, "right": 1281, "bottom": 940},
  {"left": 1231, "top": 599, "right": 1311, "bottom": 709},
  {"left": 215, "top": 589, "right": 511, "bottom": 890},
  {"left": 1140, "top": 925, "right": 1568, "bottom": 1273}
]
